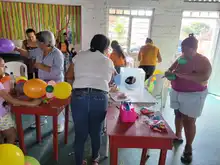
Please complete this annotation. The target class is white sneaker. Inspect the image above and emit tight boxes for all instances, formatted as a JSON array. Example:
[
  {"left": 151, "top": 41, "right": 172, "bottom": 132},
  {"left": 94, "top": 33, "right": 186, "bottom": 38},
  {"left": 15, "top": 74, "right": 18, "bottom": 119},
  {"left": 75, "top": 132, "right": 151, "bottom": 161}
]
[
  {"left": 30, "top": 117, "right": 48, "bottom": 129},
  {"left": 58, "top": 124, "right": 64, "bottom": 133}
]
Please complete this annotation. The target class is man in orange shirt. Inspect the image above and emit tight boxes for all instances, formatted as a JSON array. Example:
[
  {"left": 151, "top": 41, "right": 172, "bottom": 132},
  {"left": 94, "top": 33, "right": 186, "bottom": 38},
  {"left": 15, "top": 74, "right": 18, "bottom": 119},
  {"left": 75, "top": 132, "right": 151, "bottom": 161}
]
[{"left": 138, "top": 38, "right": 162, "bottom": 80}]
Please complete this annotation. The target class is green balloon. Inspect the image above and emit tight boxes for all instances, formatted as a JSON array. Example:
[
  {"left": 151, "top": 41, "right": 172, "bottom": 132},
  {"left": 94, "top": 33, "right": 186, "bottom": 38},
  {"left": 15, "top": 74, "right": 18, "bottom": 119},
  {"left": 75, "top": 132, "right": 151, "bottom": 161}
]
[
  {"left": 178, "top": 57, "right": 187, "bottom": 65},
  {"left": 167, "top": 74, "right": 176, "bottom": 80},
  {"left": 148, "top": 83, "right": 154, "bottom": 93},
  {"left": 25, "top": 156, "right": 40, "bottom": 165},
  {"left": 46, "top": 85, "right": 54, "bottom": 93}
]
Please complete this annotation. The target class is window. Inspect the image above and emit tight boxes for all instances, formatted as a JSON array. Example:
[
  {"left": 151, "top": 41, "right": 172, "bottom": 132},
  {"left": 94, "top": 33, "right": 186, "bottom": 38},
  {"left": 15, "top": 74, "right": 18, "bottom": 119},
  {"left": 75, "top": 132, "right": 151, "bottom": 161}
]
[
  {"left": 178, "top": 11, "right": 220, "bottom": 61},
  {"left": 182, "top": 11, "right": 219, "bottom": 18},
  {"left": 108, "top": 8, "right": 153, "bottom": 53},
  {"left": 184, "top": 0, "right": 220, "bottom": 2}
]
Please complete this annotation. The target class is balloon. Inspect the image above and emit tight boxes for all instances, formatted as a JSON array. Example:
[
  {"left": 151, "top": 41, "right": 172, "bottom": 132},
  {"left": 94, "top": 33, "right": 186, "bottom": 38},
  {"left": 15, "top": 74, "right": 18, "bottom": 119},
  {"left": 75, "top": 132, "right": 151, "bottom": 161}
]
[
  {"left": 148, "top": 83, "right": 154, "bottom": 93},
  {"left": 53, "top": 82, "right": 72, "bottom": 99},
  {"left": 0, "top": 144, "right": 24, "bottom": 165},
  {"left": 178, "top": 57, "right": 187, "bottom": 65},
  {"left": 47, "top": 80, "right": 56, "bottom": 86},
  {"left": 25, "top": 163, "right": 31, "bottom": 165},
  {"left": 46, "top": 85, "right": 54, "bottom": 93},
  {"left": 23, "top": 79, "right": 47, "bottom": 98},
  {"left": 167, "top": 74, "right": 176, "bottom": 81},
  {"left": 0, "top": 75, "right": 10, "bottom": 83},
  {"left": 16, "top": 76, "right": 27, "bottom": 83},
  {"left": 46, "top": 92, "right": 54, "bottom": 98},
  {"left": 17, "top": 79, "right": 27, "bottom": 84},
  {"left": 0, "top": 39, "right": 15, "bottom": 53},
  {"left": 25, "top": 156, "right": 40, "bottom": 165},
  {"left": 113, "top": 74, "right": 121, "bottom": 86},
  {"left": 153, "top": 70, "right": 163, "bottom": 75}
]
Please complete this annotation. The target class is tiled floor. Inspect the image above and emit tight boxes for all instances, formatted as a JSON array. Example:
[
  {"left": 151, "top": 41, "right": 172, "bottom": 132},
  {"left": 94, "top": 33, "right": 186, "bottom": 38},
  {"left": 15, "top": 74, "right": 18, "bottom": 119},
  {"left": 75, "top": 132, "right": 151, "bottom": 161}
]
[{"left": 22, "top": 94, "right": 220, "bottom": 165}]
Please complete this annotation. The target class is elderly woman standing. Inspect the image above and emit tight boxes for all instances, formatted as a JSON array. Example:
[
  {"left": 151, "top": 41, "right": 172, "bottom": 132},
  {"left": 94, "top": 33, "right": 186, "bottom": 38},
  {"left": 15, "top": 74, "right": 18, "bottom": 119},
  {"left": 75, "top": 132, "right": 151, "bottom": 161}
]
[
  {"left": 66, "top": 34, "right": 115, "bottom": 165},
  {"left": 165, "top": 34, "right": 212, "bottom": 164},
  {"left": 15, "top": 31, "right": 65, "bottom": 133}
]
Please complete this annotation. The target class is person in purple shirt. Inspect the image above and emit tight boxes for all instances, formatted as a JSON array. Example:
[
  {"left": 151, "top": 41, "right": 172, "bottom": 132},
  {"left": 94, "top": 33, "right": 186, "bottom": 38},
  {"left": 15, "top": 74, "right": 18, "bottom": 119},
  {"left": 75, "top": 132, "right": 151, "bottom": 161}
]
[
  {"left": 15, "top": 31, "right": 65, "bottom": 133},
  {"left": 165, "top": 34, "right": 212, "bottom": 164}
]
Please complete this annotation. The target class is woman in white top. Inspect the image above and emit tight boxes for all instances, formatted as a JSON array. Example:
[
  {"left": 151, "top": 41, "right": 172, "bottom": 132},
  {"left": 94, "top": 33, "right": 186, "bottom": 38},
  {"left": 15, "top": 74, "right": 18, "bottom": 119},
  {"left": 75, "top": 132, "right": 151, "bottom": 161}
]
[{"left": 66, "top": 34, "right": 115, "bottom": 165}]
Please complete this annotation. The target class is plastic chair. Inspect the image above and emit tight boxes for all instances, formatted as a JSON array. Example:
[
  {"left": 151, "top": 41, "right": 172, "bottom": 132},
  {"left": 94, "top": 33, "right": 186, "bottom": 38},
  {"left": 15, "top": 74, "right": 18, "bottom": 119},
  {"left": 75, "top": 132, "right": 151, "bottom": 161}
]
[
  {"left": 5, "top": 61, "right": 28, "bottom": 78},
  {"left": 146, "top": 74, "right": 166, "bottom": 110}
]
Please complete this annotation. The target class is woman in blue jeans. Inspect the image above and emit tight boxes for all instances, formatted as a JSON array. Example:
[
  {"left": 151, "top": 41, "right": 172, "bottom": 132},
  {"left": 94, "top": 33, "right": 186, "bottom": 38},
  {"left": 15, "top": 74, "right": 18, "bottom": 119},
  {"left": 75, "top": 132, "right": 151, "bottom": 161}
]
[{"left": 66, "top": 34, "right": 115, "bottom": 165}]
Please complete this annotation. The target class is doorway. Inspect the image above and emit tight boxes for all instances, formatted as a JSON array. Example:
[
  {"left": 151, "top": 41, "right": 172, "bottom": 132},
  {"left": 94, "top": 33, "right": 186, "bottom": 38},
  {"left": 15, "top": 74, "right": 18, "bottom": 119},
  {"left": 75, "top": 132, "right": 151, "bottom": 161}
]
[
  {"left": 178, "top": 11, "right": 220, "bottom": 95},
  {"left": 177, "top": 11, "right": 220, "bottom": 64}
]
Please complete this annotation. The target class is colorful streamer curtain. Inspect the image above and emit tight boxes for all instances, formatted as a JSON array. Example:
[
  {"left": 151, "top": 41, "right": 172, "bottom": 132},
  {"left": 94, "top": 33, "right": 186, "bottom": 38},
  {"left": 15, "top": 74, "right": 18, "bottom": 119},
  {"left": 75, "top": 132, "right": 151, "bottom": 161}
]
[{"left": 0, "top": 2, "right": 81, "bottom": 45}]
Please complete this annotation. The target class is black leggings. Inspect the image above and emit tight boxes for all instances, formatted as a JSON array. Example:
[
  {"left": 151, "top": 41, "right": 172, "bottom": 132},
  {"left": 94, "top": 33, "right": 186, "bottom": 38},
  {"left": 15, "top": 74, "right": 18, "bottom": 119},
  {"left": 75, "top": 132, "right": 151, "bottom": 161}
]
[{"left": 139, "top": 65, "right": 155, "bottom": 81}]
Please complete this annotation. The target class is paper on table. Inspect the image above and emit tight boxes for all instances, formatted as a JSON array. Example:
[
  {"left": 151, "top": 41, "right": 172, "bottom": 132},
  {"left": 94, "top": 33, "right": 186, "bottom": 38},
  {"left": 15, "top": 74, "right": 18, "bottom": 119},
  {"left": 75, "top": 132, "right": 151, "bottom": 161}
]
[{"left": 109, "top": 92, "right": 130, "bottom": 102}]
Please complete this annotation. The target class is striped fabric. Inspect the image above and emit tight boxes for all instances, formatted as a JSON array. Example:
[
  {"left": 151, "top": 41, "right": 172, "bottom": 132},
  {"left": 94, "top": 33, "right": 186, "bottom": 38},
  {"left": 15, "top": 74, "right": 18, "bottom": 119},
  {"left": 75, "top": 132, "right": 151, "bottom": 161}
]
[{"left": 0, "top": 2, "right": 81, "bottom": 45}]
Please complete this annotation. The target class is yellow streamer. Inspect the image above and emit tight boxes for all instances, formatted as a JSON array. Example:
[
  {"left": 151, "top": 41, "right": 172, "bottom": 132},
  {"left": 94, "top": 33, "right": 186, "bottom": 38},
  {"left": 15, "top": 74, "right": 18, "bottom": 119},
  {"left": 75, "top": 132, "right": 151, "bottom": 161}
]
[
  {"left": 0, "top": 2, "right": 6, "bottom": 38},
  {"left": 0, "top": 1, "right": 81, "bottom": 44},
  {"left": 11, "top": 3, "right": 18, "bottom": 39}
]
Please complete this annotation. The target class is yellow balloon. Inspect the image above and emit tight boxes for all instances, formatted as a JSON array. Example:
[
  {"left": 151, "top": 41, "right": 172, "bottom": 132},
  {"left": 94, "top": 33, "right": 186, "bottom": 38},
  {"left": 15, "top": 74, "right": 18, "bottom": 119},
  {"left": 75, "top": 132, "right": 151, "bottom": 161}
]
[
  {"left": 153, "top": 69, "right": 163, "bottom": 75},
  {"left": 16, "top": 76, "right": 27, "bottom": 83},
  {"left": 0, "top": 144, "right": 24, "bottom": 165},
  {"left": 53, "top": 82, "right": 72, "bottom": 99}
]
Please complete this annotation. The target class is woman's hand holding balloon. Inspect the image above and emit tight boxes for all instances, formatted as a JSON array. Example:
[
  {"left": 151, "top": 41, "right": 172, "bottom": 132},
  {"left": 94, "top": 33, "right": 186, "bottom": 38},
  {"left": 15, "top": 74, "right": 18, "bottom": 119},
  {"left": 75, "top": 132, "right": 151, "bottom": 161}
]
[{"left": 164, "top": 71, "right": 176, "bottom": 81}]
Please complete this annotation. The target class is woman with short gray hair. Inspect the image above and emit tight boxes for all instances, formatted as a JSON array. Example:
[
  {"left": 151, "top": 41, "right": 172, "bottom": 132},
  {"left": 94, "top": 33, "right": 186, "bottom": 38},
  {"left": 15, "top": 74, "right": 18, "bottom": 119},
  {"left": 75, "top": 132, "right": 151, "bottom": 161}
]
[{"left": 15, "top": 30, "right": 65, "bottom": 132}]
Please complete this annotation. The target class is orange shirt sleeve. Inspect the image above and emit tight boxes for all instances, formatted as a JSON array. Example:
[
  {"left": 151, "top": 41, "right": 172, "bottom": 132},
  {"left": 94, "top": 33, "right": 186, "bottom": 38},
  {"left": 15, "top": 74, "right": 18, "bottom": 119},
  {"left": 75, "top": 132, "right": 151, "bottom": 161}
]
[{"left": 110, "top": 53, "right": 116, "bottom": 65}]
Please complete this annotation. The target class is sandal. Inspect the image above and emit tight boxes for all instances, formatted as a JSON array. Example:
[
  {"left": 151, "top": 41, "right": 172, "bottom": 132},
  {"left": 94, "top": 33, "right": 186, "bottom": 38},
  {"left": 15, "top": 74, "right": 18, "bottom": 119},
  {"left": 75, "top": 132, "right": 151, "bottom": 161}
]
[
  {"left": 173, "top": 138, "right": 183, "bottom": 144},
  {"left": 82, "top": 160, "right": 87, "bottom": 165},
  {"left": 92, "top": 160, "right": 99, "bottom": 165},
  {"left": 92, "top": 154, "right": 100, "bottom": 165},
  {"left": 181, "top": 152, "right": 192, "bottom": 164}
]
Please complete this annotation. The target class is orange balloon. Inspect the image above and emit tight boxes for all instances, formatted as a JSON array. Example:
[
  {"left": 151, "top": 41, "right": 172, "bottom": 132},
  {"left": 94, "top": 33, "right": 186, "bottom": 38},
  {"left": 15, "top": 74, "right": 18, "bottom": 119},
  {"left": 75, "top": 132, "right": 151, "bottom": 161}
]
[
  {"left": 1, "top": 76, "right": 11, "bottom": 83},
  {"left": 23, "top": 79, "right": 47, "bottom": 98}
]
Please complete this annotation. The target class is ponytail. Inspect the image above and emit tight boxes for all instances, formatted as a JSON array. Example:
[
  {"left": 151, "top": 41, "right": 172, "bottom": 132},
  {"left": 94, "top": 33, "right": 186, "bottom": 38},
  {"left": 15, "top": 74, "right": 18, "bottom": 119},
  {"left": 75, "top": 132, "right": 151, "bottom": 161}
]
[{"left": 114, "top": 45, "right": 126, "bottom": 59}]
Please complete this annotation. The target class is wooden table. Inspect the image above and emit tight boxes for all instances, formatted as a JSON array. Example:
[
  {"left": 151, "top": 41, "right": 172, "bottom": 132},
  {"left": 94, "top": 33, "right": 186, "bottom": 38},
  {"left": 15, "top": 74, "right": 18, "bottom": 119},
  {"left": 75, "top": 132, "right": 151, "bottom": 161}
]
[
  {"left": 11, "top": 97, "right": 71, "bottom": 161},
  {"left": 107, "top": 105, "right": 176, "bottom": 165}
]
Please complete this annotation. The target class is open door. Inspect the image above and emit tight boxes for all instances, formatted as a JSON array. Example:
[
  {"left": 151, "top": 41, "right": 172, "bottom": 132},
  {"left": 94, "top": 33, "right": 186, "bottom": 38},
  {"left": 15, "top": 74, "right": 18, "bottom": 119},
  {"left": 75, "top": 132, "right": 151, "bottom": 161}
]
[{"left": 208, "top": 19, "right": 220, "bottom": 95}]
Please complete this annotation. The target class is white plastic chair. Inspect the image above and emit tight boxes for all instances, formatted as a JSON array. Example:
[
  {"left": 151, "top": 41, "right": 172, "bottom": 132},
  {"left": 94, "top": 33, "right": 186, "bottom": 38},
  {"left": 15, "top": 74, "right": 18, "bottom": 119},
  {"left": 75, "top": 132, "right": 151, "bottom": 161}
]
[
  {"left": 146, "top": 74, "right": 167, "bottom": 110},
  {"left": 5, "top": 61, "right": 28, "bottom": 78}
]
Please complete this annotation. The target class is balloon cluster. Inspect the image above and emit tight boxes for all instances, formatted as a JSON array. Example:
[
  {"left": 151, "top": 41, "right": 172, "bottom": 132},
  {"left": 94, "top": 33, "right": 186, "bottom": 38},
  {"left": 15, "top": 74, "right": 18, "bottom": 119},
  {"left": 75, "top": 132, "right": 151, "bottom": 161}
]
[
  {"left": 22, "top": 79, "right": 72, "bottom": 100},
  {"left": 14, "top": 77, "right": 72, "bottom": 101},
  {"left": 0, "top": 144, "right": 40, "bottom": 165}
]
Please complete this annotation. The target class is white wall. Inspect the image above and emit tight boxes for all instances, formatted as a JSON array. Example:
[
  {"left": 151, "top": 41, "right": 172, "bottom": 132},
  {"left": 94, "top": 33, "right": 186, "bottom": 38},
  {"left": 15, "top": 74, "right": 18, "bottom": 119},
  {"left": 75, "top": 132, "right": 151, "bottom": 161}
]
[{"left": 11, "top": 0, "right": 220, "bottom": 70}]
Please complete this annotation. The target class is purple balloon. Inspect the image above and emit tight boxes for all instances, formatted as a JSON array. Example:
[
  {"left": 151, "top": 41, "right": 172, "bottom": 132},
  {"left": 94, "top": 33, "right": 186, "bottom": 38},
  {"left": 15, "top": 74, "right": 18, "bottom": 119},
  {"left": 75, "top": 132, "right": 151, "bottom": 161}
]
[{"left": 0, "top": 38, "right": 15, "bottom": 53}]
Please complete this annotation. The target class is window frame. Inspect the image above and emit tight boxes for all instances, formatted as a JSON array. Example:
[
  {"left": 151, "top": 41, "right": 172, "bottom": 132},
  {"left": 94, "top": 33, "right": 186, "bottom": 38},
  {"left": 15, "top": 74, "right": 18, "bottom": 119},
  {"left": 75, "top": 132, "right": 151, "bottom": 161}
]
[
  {"left": 108, "top": 8, "right": 154, "bottom": 53},
  {"left": 184, "top": 0, "right": 220, "bottom": 3}
]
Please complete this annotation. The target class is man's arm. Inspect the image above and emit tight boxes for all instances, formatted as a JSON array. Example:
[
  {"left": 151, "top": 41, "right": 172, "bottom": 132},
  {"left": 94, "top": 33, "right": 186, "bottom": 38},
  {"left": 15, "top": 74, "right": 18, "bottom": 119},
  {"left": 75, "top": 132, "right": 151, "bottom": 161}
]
[
  {"left": 168, "top": 59, "right": 178, "bottom": 72},
  {"left": 138, "top": 47, "right": 143, "bottom": 61},
  {"left": 14, "top": 47, "right": 29, "bottom": 57},
  {"left": 34, "top": 63, "right": 51, "bottom": 72},
  {"left": 157, "top": 50, "right": 162, "bottom": 63}
]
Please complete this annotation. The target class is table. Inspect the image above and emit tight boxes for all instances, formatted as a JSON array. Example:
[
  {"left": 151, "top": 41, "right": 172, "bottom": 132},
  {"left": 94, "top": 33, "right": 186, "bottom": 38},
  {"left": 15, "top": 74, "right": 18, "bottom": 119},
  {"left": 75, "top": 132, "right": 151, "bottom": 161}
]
[
  {"left": 107, "top": 106, "right": 176, "bottom": 165},
  {"left": 11, "top": 97, "right": 71, "bottom": 161},
  {"left": 111, "top": 87, "right": 157, "bottom": 104}
]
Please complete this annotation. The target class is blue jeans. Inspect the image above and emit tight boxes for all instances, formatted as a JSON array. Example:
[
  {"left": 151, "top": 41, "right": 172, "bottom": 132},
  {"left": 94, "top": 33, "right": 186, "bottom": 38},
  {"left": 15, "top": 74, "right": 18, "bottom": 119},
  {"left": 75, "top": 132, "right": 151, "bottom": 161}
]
[{"left": 71, "top": 88, "right": 108, "bottom": 165}]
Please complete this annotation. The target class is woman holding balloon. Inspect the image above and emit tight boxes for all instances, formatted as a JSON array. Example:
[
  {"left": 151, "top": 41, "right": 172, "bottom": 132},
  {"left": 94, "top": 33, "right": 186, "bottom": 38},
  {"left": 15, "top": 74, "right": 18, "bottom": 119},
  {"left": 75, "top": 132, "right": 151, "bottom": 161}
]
[
  {"left": 15, "top": 30, "right": 65, "bottom": 132},
  {"left": 165, "top": 34, "right": 212, "bottom": 164},
  {"left": 66, "top": 34, "right": 115, "bottom": 165}
]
